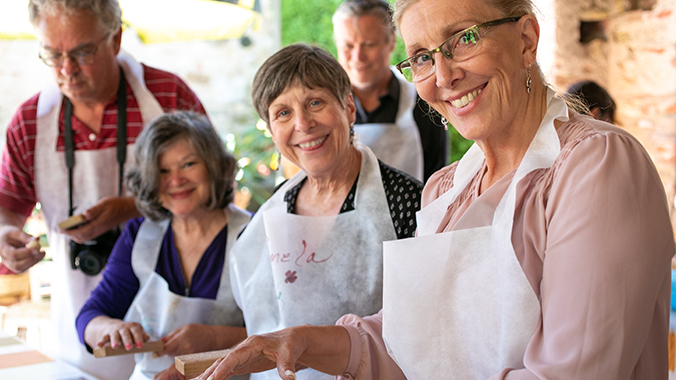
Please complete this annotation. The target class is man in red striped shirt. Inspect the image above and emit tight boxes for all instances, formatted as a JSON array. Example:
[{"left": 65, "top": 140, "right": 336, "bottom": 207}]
[{"left": 0, "top": 1, "right": 206, "bottom": 379}]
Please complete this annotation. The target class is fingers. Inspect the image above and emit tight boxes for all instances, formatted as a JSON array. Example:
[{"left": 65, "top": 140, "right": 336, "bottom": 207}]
[
  {"left": 0, "top": 229, "right": 43, "bottom": 273},
  {"left": 1, "top": 247, "right": 44, "bottom": 273},
  {"left": 96, "top": 334, "right": 111, "bottom": 348},
  {"left": 278, "top": 368, "right": 297, "bottom": 380},
  {"left": 108, "top": 324, "right": 147, "bottom": 350},
  {"left": 194, "top": 355, "right": 225, "bottom": 380},
  {"left": 62, "top": 221, "right": 103, "bottom": 243}
]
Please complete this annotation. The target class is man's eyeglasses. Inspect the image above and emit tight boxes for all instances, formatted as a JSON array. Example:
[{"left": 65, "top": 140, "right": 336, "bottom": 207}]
[
  {"left": 396, "top": 16, "right": 522, "bottom": 83},
  {"left": 39, "top": 36, "right": 109, "bottom": 67}
]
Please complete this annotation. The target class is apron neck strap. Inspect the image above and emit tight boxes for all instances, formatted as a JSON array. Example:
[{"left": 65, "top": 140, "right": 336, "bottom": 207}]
[{"left": 64, "top": 67, "right": 127, "bottom": 216}]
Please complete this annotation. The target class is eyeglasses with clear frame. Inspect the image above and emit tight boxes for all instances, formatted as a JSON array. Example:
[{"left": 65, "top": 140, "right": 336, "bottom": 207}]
[
  {"left": 396, "top": 16, "right": 522, "bottom": 83},
  {"left": 38, "top": 35, "right": 109, "bottom": 67}
]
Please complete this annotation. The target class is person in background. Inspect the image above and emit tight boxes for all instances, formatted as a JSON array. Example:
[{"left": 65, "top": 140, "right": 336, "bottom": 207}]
[
  {"left": 227, "top": 43, "right": 423, "bottom": 380},
  {"left": 332, "top": 0, "right": 447, "bottom": 183},
  {"left": 0, "top": 1, "right": 206, "bottom": 378},
  {"left": 566, "top": 79, "right": 616, "bottom": 124},
  {"left": 78, "top": 112, "right": 250, "bottom": 380},
  {"left": 197, "top": 0, "right": 674, "bottom": 379}
]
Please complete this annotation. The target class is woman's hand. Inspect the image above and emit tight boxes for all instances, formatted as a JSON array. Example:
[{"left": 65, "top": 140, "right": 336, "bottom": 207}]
[
  {"left": 196, "top": 325, "right": 350, "bottom": 380},
  {"left": 153, "top": 365, "right": 187, "bottom": 380},
  {"left": 156, "top": 324, "right": 216, "bottom": 357},
  {"left": 85, "top": 316, "right": 149, "bottom": 350},
  {"left": 196, "top": 332, "right": 305, "bottom": 380},
  {"left": 156, "top": 324, "right": 247, "bottom": 358}
]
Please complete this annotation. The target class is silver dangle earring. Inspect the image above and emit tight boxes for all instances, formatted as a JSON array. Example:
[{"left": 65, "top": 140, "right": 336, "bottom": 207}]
[
  {"left": 349, "top": 122, "right": 355, "bottom": 144},
  {"left": 440, "top": 117, "right": 449, "bottom": 131},
  {"left": 274, "top": 149, "right": 281, "bottom": 171},
  {"left": 526, "top": 65, "right": 532, "bottom": 94}
]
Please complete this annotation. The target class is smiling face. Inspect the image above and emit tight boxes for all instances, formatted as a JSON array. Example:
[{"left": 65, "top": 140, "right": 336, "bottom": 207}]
[
  {"left": 267, "top": 84, "right": 356, "bottom": 179},
  {"left": 399, "top": 0, "right": 534, "bottom": 143},
  {"left": 36, "top": 9, "right": 121, "bottom": 104},
  {"left": 334, "top": 15, "right": 395, "bottom": 91},
  {"left": 157, "top": 138, "right": 211, "bottom": 219}
]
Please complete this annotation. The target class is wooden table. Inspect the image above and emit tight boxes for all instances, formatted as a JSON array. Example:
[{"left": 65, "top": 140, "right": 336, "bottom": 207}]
[{"left": 0, "top": 330, "right": 98, "bottom": 380}]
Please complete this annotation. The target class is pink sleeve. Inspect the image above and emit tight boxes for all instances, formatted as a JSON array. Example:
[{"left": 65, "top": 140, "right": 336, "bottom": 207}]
[
  {"left": 335, "top": 310, "right": 406, "bottom": 380},
  {"left": 497, "top": 127, "right": 674, "bottom": 379}
]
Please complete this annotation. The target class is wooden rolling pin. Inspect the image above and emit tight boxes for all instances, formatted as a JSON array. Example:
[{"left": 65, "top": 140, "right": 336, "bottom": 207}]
[
  {"left": 93, "top": 340, "right": 164, "bottom": 358},
  {"left": 175, "top": 349, "right": 230, "bottom": 378}
]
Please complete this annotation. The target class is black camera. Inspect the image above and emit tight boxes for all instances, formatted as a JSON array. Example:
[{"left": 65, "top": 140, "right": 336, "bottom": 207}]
[{"left": 69, "top": 229, "right": 120, "bottom": 276}]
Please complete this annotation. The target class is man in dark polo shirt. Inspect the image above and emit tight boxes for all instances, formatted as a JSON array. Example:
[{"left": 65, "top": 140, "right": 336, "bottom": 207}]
[{"left": 333, "top": 0, "right": 447, "bottom": 183}]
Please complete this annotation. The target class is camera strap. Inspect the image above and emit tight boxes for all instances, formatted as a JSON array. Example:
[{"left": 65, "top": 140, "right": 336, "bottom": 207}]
[{"left": 64, "top": 67, "right": 127, "bottom": 217}]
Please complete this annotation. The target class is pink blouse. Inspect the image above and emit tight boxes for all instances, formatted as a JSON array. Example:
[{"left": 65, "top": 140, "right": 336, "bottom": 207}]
[{"left": 337, "top": 115, "right": 675, "bottom": 379}]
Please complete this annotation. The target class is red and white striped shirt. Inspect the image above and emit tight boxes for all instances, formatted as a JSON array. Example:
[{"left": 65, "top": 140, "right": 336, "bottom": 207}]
[{"left": 0, "top": 64, "right": 206, "bottom": 217}]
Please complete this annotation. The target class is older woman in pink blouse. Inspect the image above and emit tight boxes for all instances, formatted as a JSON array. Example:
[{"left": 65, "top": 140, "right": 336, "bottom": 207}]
[{"left": 197, "top": 0, "right": 675, "bottom": 379}]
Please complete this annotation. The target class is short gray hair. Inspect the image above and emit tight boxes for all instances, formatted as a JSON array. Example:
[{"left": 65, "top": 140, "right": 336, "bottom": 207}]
[
  {"left": 125, "top": 112, "right": 237, "bottom": 221},
  {"left": 28, "top": 0, "right": 122, "bottom": 36},
  {"left": 333, "top": 0, "right": 396, "bottom": 41},
  {"left": 252, "top": 43, "right": 352, "bottom": 127}
]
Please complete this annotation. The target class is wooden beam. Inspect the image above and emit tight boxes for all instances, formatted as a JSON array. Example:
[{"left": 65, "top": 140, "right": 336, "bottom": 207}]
[
  {"left": 175, "top": 349, "right": 230, "bottom": 378},
  {"left": 93, "top": 340, "right": 164, "bottom": 358}
]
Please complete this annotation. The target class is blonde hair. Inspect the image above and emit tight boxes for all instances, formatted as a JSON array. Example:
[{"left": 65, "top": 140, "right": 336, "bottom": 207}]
[{"left": 393, "top": 0, "right": 536, "bottom": 27}]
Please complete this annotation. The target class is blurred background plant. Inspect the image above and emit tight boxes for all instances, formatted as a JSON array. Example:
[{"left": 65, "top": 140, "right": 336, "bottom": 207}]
[{"left": 225, "top": 118, "right": 279, "bottom": 212}]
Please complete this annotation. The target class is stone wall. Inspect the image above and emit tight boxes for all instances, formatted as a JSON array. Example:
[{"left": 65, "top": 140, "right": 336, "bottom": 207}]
[
  {"left": 538, "top": 0, "right": 676, "bottom": 223},
  {"left": 0, "top": 0, "right": 281, "bottom": 144}
]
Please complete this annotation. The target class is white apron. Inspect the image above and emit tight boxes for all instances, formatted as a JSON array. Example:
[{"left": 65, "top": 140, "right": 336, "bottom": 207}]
[
  {"left": 353, "top": 69, "right": 424, "bottom": 182},
  {"left": 229, "top": 143, "right": 396, "bottom": 380},
  {"left": 124, "top": 204, "right": 250, "bottom": 380},
  {"left": 34, "top": 51, "right": 164, "bottom": 380},
  {"left": 382, "top": 89, "right": 569, "bottom": 379}
]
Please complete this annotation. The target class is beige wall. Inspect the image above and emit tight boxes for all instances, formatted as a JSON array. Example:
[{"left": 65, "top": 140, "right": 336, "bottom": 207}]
[{"left": 537, "top": 0, "right": 676, "bottom": 225}]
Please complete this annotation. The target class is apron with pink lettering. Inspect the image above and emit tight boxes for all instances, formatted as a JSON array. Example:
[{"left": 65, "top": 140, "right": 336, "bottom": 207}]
[{"left": 229, "top": 143, "right": 396, "bottom": 380}]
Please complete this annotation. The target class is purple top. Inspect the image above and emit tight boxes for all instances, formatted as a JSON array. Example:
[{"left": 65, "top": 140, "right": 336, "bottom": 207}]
[{"left": 76, "top": 217, "right": 228, "bottom": 347}]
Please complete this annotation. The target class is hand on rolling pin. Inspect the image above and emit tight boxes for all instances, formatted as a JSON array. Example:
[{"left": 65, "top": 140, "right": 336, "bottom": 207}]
[
  {"left": 195, "top": 331, "right": 307, "bottom": 380},
  {"left": 156, "top": 324, "right": 247, "bottom": 358},
  {"left": 87, "top": 316, "right": 150, "bottom": 351}
]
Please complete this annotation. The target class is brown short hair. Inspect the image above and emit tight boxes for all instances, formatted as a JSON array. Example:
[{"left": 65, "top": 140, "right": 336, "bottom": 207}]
[
  {"left": 252, "top": 43, "right": 352, "bottom": 127},
  {"left": 125, "top": 112, "right": 237, "bottom": 221}
]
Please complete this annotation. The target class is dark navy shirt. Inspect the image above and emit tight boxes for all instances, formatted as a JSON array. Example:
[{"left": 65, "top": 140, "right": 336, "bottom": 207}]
[{"left": 283, "top": 160, "right": 423, "bottom": 239}]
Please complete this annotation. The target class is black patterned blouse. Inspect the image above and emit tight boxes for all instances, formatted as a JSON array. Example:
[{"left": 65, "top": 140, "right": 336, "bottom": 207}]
[{"left": 283, "top": 160, "right": 423, "bottom": 239}]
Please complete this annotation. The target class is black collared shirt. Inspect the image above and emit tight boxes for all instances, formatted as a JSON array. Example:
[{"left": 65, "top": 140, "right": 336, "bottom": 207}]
[
  {"left": 353, "top": 70, "right": 448, "bottom": 183},
  {"left": 283, "top": 160, "right": 422, "bottom": 240}
]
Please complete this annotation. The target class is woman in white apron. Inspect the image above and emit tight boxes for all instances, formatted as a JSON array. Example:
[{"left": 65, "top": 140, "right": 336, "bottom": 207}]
[
  {"left": 226, "top": 44, "right": 423, "bottom": 380},
  {"left": 196, "top": 0, "right": 674, "bottom": 379},
  {"left": 76, "top": 112, "right": 250, "bottom": 380}
]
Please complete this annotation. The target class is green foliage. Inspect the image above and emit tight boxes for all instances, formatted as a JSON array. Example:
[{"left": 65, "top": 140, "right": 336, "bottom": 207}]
[
  {"left": 281, "top": 0, "right": 343, "bottom": 54},
  {"left": 281, "top": 0, "right": 406, "bottom": 65},
  {"left": 447, "top": 126, "right": 473, "bottom": 164},
  {"left": 225, "top": 126, "right": 278, "bottom": 212}
]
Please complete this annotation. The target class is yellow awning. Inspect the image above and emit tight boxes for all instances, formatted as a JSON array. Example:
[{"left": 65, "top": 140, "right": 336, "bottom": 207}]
[{"left": 0, "top": 0, "right": 261, "bottom": 43}]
